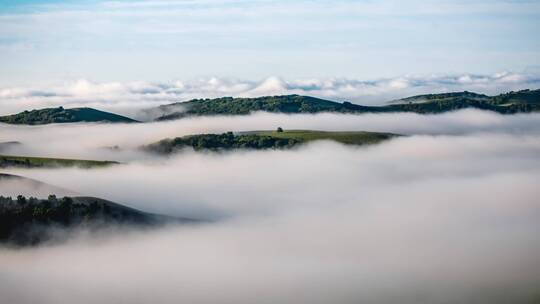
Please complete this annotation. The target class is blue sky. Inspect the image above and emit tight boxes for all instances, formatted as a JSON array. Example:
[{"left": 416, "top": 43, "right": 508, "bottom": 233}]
[{"left": 0, "top": 0, "right": 539, "bottom": 85}]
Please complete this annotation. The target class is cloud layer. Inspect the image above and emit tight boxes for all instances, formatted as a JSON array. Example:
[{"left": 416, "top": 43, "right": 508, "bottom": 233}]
[
  {"left": 2, "top": 109, "right": 540, "bottom": 161},
  {"left": 1, "top": 72, "right": 539, "bottom": 118},
  {"left": 1, "top": 111, "right": 540, "bottom": 303},
  {"left": 1, "top": 123, "right": 540, "bottom": 303}
]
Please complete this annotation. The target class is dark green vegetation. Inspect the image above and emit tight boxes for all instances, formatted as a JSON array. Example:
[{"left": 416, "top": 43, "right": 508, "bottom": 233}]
[
  {"left": 0, "top": 173, "right": 196, "bottom": 246},
  {"left": 155, "top": 89, "right": 540, "bottom": 120},
  {"left": 147, "top": 132, "right": 300, "bottom": 153},
  {"left": 0, "top": 154, "right": 118, "bottom": 168},
  {"left": 0, "top": 194, "right": 179, "bottom": 246},
  {"left": 155, "top": 95, "right": 356, "bottom": 120},
  {"left": 0, "top": 106, "right": 137, "bottom": 125},
  {"left": 145, "top": 130, "right": 397, "bottom": 153}
]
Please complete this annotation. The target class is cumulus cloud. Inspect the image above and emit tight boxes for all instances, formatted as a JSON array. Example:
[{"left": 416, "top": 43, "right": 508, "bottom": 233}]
[{"left": 1, "top": 72, "right": 539, "bottom": 119}]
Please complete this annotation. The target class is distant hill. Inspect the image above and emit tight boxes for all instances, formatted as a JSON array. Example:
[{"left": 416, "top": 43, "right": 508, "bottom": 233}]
[
  {"left": 0, "top": 174, "right": 196, "bottom": 246},
  {"left": 394, "top": 91, "right": 491, "bottom": 103},
  {"left": 0, "top": 107, "right": 137, "bottom": 125},
  {"left": 145, "top": 130, "right": 398, "bottom": 153},
  {"left": 153, "top": 89, "right": 540, "bottom": 120}
]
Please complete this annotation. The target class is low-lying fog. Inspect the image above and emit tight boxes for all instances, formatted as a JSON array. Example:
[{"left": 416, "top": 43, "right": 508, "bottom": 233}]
[
  {"left": 1, "top": 109, "right": 540, "bottom": 161},
  {"left": 1, "top": 110, "right": 540, "bottom": 304}
]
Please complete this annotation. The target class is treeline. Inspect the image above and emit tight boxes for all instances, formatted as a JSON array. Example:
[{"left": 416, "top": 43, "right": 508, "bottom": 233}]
[
  {"left": 147, "top": 132, "right": 301, "bottom": 154},
  {"left": 155, "top": 90, "right": 540, "bottom": 120},
  {"left": 156, "top": 95, "right": 354, "bottom": 120},
  {"left": 0, "top": 195, "right": 149, "bottom": 245},
  {"left": 383, "top": 98, "right": 538, "bottom": 114}
]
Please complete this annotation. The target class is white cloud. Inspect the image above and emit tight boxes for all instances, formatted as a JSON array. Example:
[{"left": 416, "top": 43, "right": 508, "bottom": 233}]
[
  {"left": 1, "top": 109, "right": 540, "bottom": 162},
  {"left": 1, "top": 112, "right": 540, "bottom": 303},
  {"left": 0, "top": 72, "right": 538, "bottom": 119}
]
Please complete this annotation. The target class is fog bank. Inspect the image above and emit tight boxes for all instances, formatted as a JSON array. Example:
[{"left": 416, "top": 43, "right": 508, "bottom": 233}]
[
  {"left": 1, "top": 112, "right": 540, "bottom": 303},
  {"left": 1, "top": 109, "right": 540, "bottom": 161}
]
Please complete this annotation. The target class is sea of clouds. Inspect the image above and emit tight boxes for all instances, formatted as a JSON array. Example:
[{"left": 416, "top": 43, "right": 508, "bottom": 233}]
[{"left": 1, "top": 110, "right": 540, "bottom": 303}]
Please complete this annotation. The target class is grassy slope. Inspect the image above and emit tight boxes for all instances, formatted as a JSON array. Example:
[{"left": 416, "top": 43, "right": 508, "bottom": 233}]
[
  {"left": 0, "top": 154, "right": 118, "bottom": 168},
  {"left": 251, "top": 130, "right": 398, "bottom": 145},
  {"left": 0, "top": 107, "right": 137, "bottom": 125},
  {"left": 146, "top": 130, "right": 399, "bottom": 154}
]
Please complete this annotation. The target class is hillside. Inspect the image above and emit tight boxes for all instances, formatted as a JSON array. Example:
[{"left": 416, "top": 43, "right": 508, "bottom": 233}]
[
  {"left": 0, "top": 174, "right": 197, "bottom": 246},
  {"left": 0, "top": 194, "right": 184, "bottom": 246},
  {"left": 145, "top": 130, "right": 397, "bottom": 153},
  {"left": 0, "top": 154, "right": 118, "bottom": 168},
  {"left": 250, "top": 130, "right": 398, "bottom": 145},
  {"left": 0, "top": 107, "right": 137, "bottom": 125},
  {"left": 153, "top": 89, "right": 540, "bottom": 120}
]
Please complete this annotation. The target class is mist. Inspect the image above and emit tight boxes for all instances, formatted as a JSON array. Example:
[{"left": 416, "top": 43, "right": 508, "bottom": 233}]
[
  {"left": 1, "top": 73, "right": 539, "bottom": 117},
  {"left": 1, "top": 111, "right": 540, "bottom": 303},
  {"left": 1, "top": 109, "right": 540, "bottom": 161}
]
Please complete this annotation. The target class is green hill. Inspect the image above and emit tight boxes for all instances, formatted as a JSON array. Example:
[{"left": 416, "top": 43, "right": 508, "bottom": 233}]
[
  {"left": 489, "top": 89, "right": 540, "bottom": 105},
  {"left": 249, "top": 130, "right": 398, "bottom": 145},
  {"left": 145, "top": 130, "right": 398, "bottom": 153},
  {"left": 387, "top": 89, "right": 540, "bottom": 113},
  {"left": 155, "top": 95, "right": 357, "bottom": 120},
  {"left": 154, "top": 89, "right": 540, "bottom": 120},
  {"left": 0, "top": 174, "right": 197, "bottom": 246},
  {"left": 0, "top": 107, "right": 137, "bottom": 125},
  {"left": 0, "top": 194, "right": 189, "bottom": 246},
  {"left": 0, "top": 154, "right": 118, "bottom": 168}
]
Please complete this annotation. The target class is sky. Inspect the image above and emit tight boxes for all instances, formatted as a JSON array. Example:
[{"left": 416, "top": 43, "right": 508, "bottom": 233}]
[{"left": 0, "top": 0, "right": 539, "bottom": 87}]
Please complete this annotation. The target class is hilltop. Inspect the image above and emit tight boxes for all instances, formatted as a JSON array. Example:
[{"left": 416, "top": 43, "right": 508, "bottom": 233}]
[
  {"left": 153, "top": 89, "right": 540, "bottom": 120},
  {"left": 0, "top": 107, "right": 137, "bottom": 125},
  {"left": 0, "top": 195, "right": 175, "bottom": 246},
  {"left": 145, "top": 130, "right": 398, "bottom": 153},
  {"left": 0, "top": 174, "right": 196, "bottom": 246}
]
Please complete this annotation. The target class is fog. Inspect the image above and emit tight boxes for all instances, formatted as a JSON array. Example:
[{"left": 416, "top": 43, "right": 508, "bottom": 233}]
[
  {"left": 1, "top": 111, "right": 540, "bottom": 303},
  {"left": 1, "top": 109, "right": 540, "bottom": 161},
  {"left": 0, "top": 174, "right": 77, "bottom": 198}
]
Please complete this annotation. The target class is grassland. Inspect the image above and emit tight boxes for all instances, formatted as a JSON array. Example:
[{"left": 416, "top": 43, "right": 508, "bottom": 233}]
[
  {"left": 146, "top": 129, "right": 399, "bottom": 154},
  {"left": 249, "top": 130, "right": 398, "bottom": 145},
  {"left": 0, "top": 154, "right": 118, "bottom": 168}
]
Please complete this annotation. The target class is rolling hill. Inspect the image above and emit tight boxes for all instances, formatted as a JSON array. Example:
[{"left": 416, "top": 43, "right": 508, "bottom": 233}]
[
  {"left": 0, "top": 154, "right": 119, "bottom": 168},
  {"left": 145, "top": 130, "right": 398, "bottom": 153},
  {"left": 0, "top": 107, "right": 137, "bottom": 125},
  {"left": 0, "top": 174, "right": 197, "bottom": 246},
  {"left": 153, "top": 89, "right": 540, "bottom": 120}
]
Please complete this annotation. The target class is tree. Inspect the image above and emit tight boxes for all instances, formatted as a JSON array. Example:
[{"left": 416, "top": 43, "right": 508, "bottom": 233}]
[
  {"left": 277, "top": 127, "right": 283, "bottom": 133},
  {"left": 17, "top": 195, "right": 26, "bottom": 206}
]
